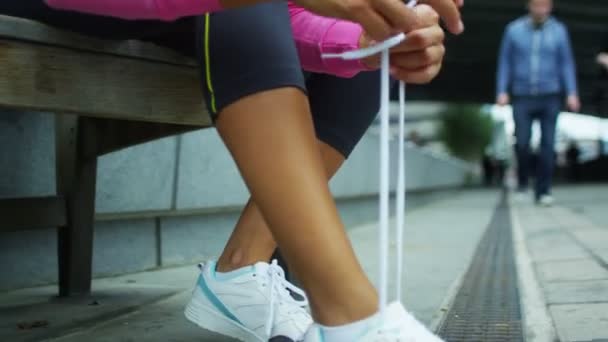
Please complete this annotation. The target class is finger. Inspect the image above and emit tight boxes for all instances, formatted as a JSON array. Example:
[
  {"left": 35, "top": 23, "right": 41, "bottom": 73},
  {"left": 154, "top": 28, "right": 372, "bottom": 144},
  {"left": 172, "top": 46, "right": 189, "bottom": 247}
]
[
  {"left": 363, "top": 56, "right": 381, "bottom": 69},
  {"left": 391, "top": 44, "right": 445, "bottom": 69},
  {"left": 419, "top": 0, "right": 463, "bottom": 34},
  {"left": 350, "top": 6, "right": 393, "bottom": 41},
  {"left": 413, "top": 4, "right": 440, "bottom": 28},
  {"left": 373, "top": 0, "right": 419, "bottom": 34},
  {"left": 455, "top": 0, "right": 464, "bottom": 8},
  {"left": 391, "top": 25, "right": 445, "bottom": 53},
  {"left": 390, "top": 63, "right": 443, "bottom": 84}
]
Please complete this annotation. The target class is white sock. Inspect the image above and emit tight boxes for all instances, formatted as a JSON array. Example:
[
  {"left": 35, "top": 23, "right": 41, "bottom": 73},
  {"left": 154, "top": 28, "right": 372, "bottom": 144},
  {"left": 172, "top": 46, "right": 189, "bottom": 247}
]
[{"left": 320, "top": 311, "right": 379, "bottom": 341}]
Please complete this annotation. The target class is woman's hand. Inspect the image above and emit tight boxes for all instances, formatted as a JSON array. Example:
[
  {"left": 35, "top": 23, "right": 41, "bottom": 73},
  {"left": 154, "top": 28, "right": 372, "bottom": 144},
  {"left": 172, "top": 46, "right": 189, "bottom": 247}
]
[
  {"left": 295, "top": 0, "right": 463, "bottom": 42},
  {"left": 359, "top": 4, "right": 446, "bottom": 84}
]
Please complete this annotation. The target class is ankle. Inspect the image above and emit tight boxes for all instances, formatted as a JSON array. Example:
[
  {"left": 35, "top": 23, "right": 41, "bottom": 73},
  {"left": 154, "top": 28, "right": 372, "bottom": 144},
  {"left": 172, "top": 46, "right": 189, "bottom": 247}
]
[
  {"left": 216, "top": 247, "right": 275, "bottom": 273},
  {"left": 216, "top": 249, "right": 247, "bottom": 272}
]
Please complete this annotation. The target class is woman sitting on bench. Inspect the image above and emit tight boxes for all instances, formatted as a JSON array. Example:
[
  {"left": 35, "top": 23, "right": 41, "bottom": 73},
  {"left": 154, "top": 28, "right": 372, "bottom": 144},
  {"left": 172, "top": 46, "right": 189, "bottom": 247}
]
[{"left": 5, "top": 0, "right": 462, "bottom": 340}]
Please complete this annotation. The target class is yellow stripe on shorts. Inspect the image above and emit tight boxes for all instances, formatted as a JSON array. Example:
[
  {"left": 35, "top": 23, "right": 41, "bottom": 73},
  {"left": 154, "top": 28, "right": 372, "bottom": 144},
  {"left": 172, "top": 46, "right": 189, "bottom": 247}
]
[{"left": 204, "top": 13, "right": 217, "bottom": 113}]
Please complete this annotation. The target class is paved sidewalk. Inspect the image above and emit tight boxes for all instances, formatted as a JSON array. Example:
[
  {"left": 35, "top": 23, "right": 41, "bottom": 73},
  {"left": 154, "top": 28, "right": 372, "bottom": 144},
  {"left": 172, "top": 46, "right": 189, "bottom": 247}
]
[
  {"left": 351, "top": 189, "right": 497, "bottom": 326},
  {"left": 5, "top": 186, "right": 606, "bottom": 341},
  {"left": 1, "top": 189, "right": 499, "bottom": 341},
  {"left": 512, "top": 184, "right": 608, "bottom": 342}
]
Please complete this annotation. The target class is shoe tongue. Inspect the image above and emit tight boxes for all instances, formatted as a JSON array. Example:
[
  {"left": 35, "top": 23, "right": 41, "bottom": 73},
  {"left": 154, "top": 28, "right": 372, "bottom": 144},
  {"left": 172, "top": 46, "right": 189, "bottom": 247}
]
[
  {"left": 253, "top": 261, "right": 271, "bottom": 274},
  {"left": 385, "top": 301, "right": 408, "bottom": 320}
]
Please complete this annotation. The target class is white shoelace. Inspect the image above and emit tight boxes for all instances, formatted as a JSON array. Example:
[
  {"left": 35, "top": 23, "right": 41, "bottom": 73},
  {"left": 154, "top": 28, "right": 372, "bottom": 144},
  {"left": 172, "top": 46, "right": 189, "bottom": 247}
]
[
  {"left": 323, "top": 0, "right": 417, "bottom": 317},
  {"left": 264, "top": 259, "right": 309, "bottom": 337}
]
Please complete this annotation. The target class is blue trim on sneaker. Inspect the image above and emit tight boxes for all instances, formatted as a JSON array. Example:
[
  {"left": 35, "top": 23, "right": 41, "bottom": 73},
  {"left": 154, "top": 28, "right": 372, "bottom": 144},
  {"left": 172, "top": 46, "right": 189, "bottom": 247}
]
[{"left": 196, "top": 274, "right": 243, "bottom": 325}]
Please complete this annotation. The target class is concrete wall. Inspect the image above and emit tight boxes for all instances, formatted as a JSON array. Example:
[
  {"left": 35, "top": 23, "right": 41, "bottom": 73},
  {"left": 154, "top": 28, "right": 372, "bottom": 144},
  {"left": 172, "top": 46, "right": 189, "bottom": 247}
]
[{"left": 0, "top": 111, "right": 471, "bottom": 290}]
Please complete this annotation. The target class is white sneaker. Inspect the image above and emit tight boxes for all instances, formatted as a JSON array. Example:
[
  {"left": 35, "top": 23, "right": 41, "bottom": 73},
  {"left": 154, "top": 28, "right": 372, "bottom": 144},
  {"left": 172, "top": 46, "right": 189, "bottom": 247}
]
[
  {"left": 538, "top": 195, "right": 555, "bottom": 207},
  {"left": 303, "top": 301, "right": 444, "bottom": 342},
  {"left": 185, "top": 260, "right": 312, "bottom": 341}
]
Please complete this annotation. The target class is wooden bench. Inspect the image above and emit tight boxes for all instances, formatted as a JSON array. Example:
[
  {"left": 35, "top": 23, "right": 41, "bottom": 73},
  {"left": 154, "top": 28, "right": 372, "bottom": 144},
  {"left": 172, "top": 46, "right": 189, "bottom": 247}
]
[{"left": 0, "top": 14, "right": 212, "bottom": 296}]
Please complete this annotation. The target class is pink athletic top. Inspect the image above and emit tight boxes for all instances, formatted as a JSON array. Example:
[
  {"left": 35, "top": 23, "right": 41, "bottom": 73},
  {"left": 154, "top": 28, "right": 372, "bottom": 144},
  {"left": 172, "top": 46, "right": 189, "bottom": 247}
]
[
  {"left": 45, "top": 0, "right": 223, "bottom": 21},
  {"left": 288, "top": 3, "right": 366, "bottom": 78},
  {"left": 44, "top": 0, "right": 367, "bottom": 77}
]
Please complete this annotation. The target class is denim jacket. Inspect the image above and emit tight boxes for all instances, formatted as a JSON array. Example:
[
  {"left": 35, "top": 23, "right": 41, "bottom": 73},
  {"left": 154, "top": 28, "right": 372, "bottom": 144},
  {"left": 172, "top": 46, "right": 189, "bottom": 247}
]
[{"left": 496, "top": 16, "right": 578, "bottom": 97}]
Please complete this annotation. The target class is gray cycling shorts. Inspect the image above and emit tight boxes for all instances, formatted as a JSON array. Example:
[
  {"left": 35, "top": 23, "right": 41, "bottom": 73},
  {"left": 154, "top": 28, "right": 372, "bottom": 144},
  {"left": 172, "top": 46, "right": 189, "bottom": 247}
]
[{"left": 196, "top": 1, "right": 381, "bottom": 158}]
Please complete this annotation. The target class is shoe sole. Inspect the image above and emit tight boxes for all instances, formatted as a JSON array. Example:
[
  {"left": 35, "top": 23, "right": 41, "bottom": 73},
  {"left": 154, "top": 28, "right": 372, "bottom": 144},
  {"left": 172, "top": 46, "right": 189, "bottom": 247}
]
[{"left": 184, "top": 288, "right": 264, "bottom": 342}]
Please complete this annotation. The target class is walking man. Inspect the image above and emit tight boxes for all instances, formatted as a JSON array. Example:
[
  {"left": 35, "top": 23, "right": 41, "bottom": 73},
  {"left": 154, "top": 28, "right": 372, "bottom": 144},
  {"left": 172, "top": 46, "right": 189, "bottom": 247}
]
[{"left": 496, "top": 0, "right": 579, "bottom": 206}]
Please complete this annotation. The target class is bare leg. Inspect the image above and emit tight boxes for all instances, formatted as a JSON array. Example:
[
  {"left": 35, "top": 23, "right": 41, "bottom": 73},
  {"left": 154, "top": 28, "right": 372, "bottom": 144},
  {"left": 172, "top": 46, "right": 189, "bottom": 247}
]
[
  {"left": 216, "top": 140, "right": 344, "bottom": 273},
  {"left": 215, "top": 87, "right": 377, "bottom": 325}
]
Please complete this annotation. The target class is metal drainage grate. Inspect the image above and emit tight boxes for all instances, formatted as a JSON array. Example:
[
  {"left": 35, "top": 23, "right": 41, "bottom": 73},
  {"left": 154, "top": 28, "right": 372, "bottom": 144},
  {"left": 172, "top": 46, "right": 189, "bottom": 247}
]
[{"left": 437, "top": 193, "right": 524, "bottom": 342}]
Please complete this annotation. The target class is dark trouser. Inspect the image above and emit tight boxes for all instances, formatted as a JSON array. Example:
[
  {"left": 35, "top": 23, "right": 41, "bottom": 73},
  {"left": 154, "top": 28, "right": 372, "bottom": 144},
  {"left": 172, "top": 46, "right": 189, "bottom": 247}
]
[{"left": 512, "top": 95, "right": 562, "bottom": 199}]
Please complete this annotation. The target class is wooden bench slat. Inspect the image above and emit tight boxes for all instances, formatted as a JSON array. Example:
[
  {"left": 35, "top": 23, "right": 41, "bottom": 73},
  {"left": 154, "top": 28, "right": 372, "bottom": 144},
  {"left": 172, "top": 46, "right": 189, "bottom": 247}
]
[
  {"left": 0, "top": 15, "right": 196, "bottom": 66},
  {"left": 86, "top": 119, "right": 201, "bottom": 157},
  {"left": 0, "top": 39, "right": 211, "bottom": 126},
  {"left": 0, "top": 196, "right": 67, "bottom": 231}
]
